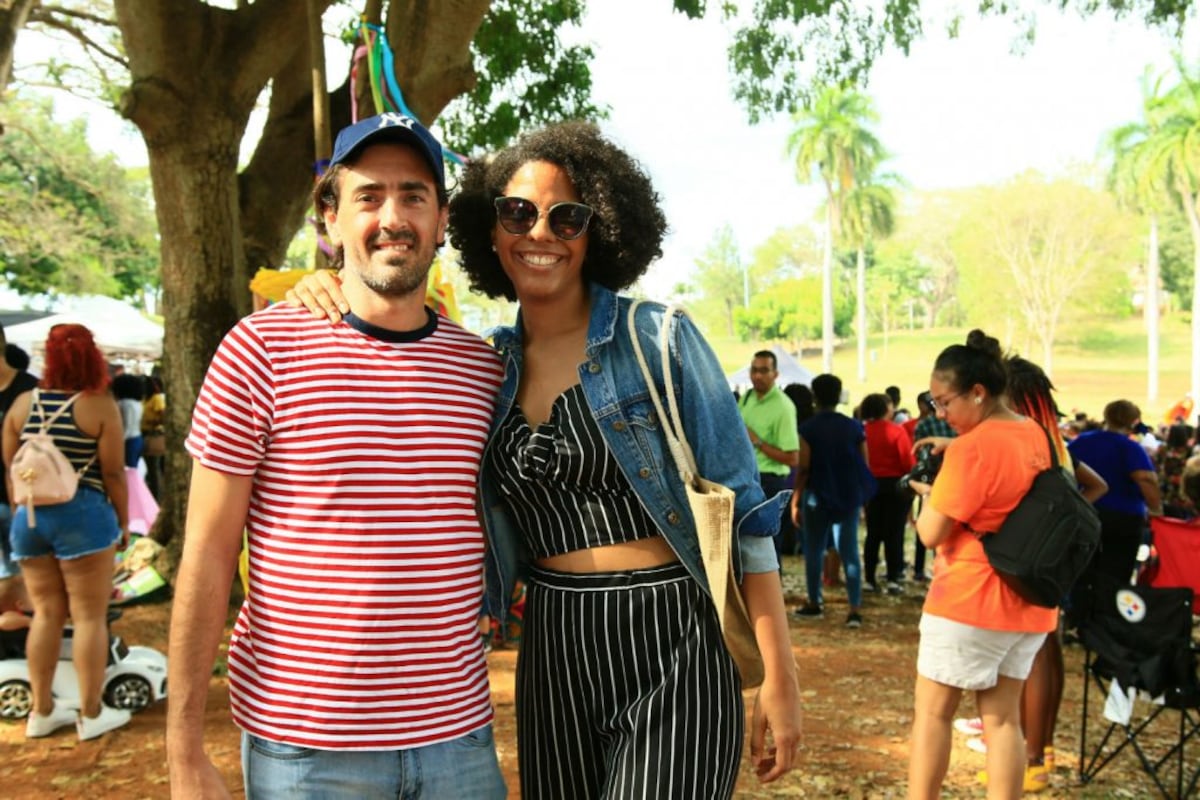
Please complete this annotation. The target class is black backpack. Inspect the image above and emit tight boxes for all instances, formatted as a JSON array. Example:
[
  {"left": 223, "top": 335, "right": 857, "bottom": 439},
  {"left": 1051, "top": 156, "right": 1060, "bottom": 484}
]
[{"left": 976, "top": 423, "right": 1101, "bottom": 608}]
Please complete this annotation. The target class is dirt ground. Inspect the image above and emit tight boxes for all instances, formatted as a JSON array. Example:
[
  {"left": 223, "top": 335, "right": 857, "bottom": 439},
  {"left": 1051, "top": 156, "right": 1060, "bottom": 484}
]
[{"left": 0, "top": 554, "right": 1186, "bottom": 799}]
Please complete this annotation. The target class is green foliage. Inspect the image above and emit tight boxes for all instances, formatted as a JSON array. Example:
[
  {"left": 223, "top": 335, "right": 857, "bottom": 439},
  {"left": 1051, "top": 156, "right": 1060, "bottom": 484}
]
[
  {"left": 786, "top": 85, "right": 883, "bottom": 203},
  {"left": 723, "top": 1, "right": 925, "bottom": 121},
  {"left": 734, "top": 275, "right": 853, "bottom": 341},
  {"left": 690, "top": 225, "right": 746, "bottom": 337},
  {"left": 1076, "top": 325, "right": 1123, "bottom": 353},
  {"left": 1159, "top": 204, "right": 1193, "bottom": 303},
  {"left": 438, "top": 0, "right": 607, "bottom": 154},
  {"left": 0, "top": 93, "right": 157, "bottom": 301},
  {"left": 749, "top": 225, "right": 822, "bottom": 280},
  {"left": 864, "top": 244, "right": 930, "bottom": 329},
  {"left": 711, "top": 1, "right": 1194, "bottom": 120},
  {"left": 953, "top": 172, "right": 1136, "bottom": 363}
]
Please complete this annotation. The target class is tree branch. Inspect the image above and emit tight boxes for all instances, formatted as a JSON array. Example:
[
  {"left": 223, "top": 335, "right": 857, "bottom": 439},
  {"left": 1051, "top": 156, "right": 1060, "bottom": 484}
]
[
  {"left": 30, "top": 13, "right": 127, "bottom": 68},
  {"left": 33, "top": 4, "right": 119, "bottom": 29}
]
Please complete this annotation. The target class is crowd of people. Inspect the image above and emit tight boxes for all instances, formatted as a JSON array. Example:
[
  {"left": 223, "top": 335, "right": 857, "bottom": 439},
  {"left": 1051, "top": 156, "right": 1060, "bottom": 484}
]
[
  {"left": 744, "top": 341, "right": 1179, "bottom": 796},
  {"left": 1, "top": 109, "right": 1183, "bottom": 799}
]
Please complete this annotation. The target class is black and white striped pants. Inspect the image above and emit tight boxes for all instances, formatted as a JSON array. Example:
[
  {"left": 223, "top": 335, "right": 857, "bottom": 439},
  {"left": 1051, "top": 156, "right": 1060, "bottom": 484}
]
[{"left": 518, "top": 561, "right": 743, "bottom": 799}]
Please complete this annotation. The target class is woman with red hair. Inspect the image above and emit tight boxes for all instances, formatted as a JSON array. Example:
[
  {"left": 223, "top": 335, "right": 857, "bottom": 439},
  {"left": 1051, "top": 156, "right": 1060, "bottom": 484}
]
[{"left": 2, "top": 324, "right": 129, "bottom": 741}]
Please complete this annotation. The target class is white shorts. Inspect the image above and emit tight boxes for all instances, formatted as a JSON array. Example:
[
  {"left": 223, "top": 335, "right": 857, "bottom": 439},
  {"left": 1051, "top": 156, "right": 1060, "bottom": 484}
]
[{"left": 917, "top": 613, "right": 1047, "bottom": 691}]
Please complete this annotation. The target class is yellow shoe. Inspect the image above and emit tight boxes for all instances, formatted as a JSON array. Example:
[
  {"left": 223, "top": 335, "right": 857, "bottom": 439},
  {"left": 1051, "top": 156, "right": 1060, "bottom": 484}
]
[
  {"left": 1044, "top": 746, "right": 1055, "bottom": 772},
  {"left": 1024, "top": 765, "right": 1049, "bottom": 793},
  {"left": 976, "top": 765, "right": 1049, "bottom": 793}
]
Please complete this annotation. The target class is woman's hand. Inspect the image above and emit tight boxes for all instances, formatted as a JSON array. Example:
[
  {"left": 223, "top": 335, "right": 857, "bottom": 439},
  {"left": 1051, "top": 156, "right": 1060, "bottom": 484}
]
[
  {"left": 789, "top": 497, "right": 802, "bottom": 529},
  {"left": 908, "top": 479, "right": 932, "bottom": 499},
  {"left": 285, "top": 270, "right": 348, "bottom": 323},
  {"left": 912, "top": 436, "right": 953, "bottom": 456},
  {"left": 750, "top": 671, "right": 804, "bottom": 782}
]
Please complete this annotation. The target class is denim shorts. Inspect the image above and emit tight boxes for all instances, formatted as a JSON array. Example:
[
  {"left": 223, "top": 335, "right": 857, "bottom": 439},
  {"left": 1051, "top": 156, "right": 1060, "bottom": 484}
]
[
  {"left": 917, "top": 613, "right": 1047, "bottom": 691},
  {"left": 10, "top": 486, "right": 121, "bottom": 562},
  {"left": 241, "top": 724, "right": 507, "bottom": 799}
]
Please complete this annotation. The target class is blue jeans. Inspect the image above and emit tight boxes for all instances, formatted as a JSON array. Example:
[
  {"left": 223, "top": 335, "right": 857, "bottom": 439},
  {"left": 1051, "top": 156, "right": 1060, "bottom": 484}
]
[
  {"left": 10, "top": 487, "right": 120, "bottom": 562},
  {"left": 0, "top": 505, "right": 14, "bottom": 578},
  {"left": 241, "top": 725, "right": 507, "bottom": 799},
  {"left": 759, "top": 472, "right": 794, "bottom": 561},
  {"left": 124, "top": 435, "right": 144, "bottom": 468},
  {"left": 801, "top": 493, "right": 863, "bottom": 608}
]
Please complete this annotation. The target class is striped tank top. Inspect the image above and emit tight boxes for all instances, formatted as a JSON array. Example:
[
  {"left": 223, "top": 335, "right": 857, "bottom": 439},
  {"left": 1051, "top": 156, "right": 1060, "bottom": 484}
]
[{"left": 22, "top": 390, "right": 105, "bottom": 493}]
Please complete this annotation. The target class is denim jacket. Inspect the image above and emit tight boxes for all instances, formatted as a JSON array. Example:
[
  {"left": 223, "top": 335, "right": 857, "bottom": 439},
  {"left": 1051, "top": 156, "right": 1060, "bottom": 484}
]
[{"left": 480, "top": 283, "right": 785, "bottom": 618}]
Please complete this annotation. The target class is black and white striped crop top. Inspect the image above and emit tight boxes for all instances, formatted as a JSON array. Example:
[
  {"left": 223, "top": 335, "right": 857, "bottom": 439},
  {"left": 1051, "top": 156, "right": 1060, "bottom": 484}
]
[{"left": 485, "top": 384, "right": 661, "bottom": 559}]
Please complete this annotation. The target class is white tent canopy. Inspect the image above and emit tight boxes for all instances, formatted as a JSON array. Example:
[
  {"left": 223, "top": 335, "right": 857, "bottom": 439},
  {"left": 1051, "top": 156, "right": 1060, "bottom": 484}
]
[
  {"left": 4, "top": 295, "right": 163, "bottom": 360},
  {"left": 726, "top": 345, "right": 814, "bottom": 389}
]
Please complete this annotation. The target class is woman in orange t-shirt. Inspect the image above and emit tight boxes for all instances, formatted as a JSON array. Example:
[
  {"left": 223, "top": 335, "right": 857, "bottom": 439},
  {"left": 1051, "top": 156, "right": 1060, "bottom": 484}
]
[{"left": 905, "top": 330, "right": 1058, "bottom": 800}]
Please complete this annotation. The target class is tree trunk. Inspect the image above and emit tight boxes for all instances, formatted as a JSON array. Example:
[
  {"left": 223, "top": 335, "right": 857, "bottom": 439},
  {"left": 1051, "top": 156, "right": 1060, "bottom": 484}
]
[
  {"left": 239, "top": 45, "right": 346, "bottom": 274},
  {"left": 0, "top": 0, "right": 35, "bottom": 98},
  {"left": 110, "top": 0, "right": 495, "bottom": 573},
  {"left": 855, "top": 245, "right": 866, "bottom": 382},
  {"left": 1147, "top": 216, "right": 1160, "bottom": 405},
  {"left": 821, "top": 204, "right": 834, "bottom": 373},
  {"left": 113, "top": 0, "right": 318, "bottom": 562},
  {"left": 384, "top": 0, "right": 486, "bottom": 122},
  {"left": 1184, "top": 187, "right": 1200, "bottom": 405},
  {"left": 308, "top": 0, "right": 332, "bottom": 162}
]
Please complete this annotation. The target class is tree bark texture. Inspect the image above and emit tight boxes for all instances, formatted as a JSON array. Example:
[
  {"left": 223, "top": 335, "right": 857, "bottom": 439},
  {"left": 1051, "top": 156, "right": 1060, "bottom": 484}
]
[
  {"left": 0, "top": 0, "right": 36, "bottom": 98},
  {"left": 109, "top": 0, "right": 492, "bottom": 569}
]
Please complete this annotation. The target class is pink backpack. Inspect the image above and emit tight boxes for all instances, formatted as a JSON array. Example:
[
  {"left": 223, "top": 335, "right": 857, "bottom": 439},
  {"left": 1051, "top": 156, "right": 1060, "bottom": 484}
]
[{"left": 11, "top": 390, "right": 95, "bottom": 527}]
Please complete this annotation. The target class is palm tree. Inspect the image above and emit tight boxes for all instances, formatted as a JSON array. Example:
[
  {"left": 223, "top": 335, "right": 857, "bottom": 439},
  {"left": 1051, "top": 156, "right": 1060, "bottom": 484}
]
[
  {"left": 1106, "top": 67, "right": 1172, "bottom": 405},
  {"left": 842, "top": 174, "right": 899, "bottom": 382},
  {"left": 1142, "top": 56, "right": 1200, "bottom": 404},
  {"left": 786, "top": 85, "right": 884, "bottom": 372}
]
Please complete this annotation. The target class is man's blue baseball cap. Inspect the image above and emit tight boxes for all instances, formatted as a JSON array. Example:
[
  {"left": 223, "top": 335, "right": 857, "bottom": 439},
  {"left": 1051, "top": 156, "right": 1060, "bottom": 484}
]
[{"left": 329, "top": 112, "right": 445, "bottom": 194}]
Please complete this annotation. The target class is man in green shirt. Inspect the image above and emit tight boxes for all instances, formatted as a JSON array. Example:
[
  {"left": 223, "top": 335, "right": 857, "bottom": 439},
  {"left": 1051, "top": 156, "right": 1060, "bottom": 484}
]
[{"left": 739, "top": 350, "right": 801, "bottom": 558}]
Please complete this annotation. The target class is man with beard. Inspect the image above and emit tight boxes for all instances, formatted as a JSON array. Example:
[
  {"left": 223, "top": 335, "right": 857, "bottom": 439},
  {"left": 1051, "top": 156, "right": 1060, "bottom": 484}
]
[{"left": 166, "top": 114, "right": 507, "bottom": 799}]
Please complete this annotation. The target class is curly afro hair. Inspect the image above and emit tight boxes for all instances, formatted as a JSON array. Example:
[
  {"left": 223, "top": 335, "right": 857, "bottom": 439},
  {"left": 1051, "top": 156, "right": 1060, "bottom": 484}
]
[{"left": 449, "top": 121, "right": 668, "bottom": 300}]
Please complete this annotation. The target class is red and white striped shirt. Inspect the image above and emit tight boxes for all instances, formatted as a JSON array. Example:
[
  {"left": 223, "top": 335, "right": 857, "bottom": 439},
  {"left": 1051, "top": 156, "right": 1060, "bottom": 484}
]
[{"left": 186, "top": 304, "right": 503, "bottom": 750}]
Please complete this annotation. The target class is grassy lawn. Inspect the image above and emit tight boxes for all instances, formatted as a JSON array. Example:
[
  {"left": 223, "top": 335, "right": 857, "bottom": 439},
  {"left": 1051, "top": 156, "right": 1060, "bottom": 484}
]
[{"left": 709, "top": 313, "right": 1195, "bottom": 424}]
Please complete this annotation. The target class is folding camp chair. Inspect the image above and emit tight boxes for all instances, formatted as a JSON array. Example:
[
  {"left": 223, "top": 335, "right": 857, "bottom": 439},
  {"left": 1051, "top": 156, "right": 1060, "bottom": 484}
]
[
  {"left": 1146, "top": 516, "right": 1200, "bottom": 614},
  {"left": 1075, "top": 573, "right": 1200, "bottom": 799}
]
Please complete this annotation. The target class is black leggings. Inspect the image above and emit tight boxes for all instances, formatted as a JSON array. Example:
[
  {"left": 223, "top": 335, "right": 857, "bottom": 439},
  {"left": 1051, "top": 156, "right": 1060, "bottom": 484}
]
[
  {"left": 1088, "top": 507, "right": 1146, "bottom": 584},
  {"left": 864, "top": 477, "right": 908, "bottom": 584},
  {"left": 518, "top": 562, "right": 743, "bottom": 800}
]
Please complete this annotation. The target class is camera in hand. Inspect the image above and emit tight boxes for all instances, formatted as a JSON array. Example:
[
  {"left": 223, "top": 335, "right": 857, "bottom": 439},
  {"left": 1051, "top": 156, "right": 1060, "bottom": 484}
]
[{"left": 897, "top": 448, "right": 943, "bottom": 494}]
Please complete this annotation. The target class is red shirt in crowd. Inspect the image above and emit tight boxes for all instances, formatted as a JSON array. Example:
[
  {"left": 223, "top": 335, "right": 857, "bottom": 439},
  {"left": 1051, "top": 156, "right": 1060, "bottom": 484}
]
[{"left": 864, "top": 418, "right": 916, "bottom": 479}]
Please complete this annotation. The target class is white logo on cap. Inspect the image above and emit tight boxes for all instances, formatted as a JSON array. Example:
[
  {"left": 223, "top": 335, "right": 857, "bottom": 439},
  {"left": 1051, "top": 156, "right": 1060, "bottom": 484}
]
[{"left": 377, "top": 112, "right": 416, "bottom": 131}]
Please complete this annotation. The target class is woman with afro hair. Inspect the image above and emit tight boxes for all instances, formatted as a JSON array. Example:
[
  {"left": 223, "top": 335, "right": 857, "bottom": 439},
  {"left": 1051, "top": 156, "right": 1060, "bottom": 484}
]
[{"left": 291, "top": 121, "right": 802, "bottom": 798}]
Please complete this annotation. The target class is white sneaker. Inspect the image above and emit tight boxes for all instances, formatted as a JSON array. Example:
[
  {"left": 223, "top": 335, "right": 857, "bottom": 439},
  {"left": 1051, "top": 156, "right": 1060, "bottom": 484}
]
[
  {"left": 26, "top": 703, "right": 78, "bottom": 738},
  {"left": 954, "top": 716, "right": 984, "bottom": 736},
  {"left": 76, "top": 706, "right": 131, "bottom": 741}
]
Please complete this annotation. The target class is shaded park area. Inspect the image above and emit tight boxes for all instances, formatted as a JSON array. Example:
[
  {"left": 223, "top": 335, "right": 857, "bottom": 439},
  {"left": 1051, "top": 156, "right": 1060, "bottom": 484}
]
[{"left": 0, "top": 556, "right": 1181, "bottom": 799}]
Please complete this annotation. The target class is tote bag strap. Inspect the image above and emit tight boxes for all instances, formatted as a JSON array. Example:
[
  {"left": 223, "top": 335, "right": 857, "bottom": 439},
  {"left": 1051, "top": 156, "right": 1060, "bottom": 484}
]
[
  {"left": 657, "top": 303, "right": 702, "bottom": 475},
  {"left": 627, "top": 301, "right": 699, "bottom": 485}
]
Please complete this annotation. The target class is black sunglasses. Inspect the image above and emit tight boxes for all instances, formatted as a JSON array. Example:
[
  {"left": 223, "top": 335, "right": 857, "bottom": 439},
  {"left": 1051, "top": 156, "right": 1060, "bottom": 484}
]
[{"left": 493, "top": 196, "right": 594, "bottom": 241}]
